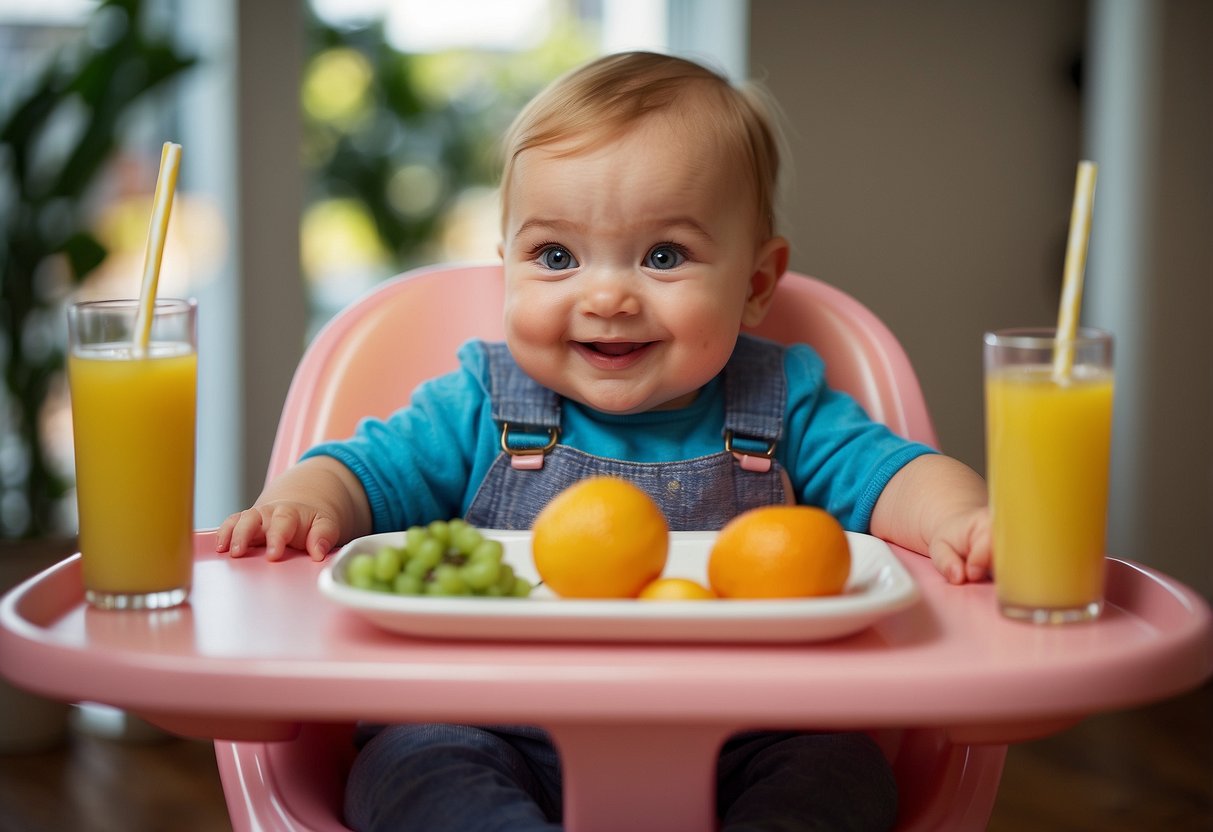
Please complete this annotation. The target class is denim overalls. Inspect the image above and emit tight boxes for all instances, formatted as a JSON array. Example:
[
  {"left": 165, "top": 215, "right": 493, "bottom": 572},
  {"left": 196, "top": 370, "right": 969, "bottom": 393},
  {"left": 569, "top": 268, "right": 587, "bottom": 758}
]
[
  {"left": 464, "top": 334, "right": 793, "bottom": 531},
  {"left": 344, "top": 335, "right": 899, "bottom": 831}
]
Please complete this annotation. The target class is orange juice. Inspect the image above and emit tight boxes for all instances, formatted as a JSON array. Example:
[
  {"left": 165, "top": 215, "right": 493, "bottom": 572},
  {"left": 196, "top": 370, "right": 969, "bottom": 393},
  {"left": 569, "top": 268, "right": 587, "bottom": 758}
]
[
  {"left": 69, "top": 343, "right": 196, "bottom": 601},
  {"left": 985, "top": 365, "right": 1113, "bottom": 618}
]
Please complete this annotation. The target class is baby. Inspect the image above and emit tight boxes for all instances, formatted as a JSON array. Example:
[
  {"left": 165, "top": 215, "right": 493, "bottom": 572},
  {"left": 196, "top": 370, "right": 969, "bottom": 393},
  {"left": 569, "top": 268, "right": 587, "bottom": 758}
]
[{"left": 219, "top": 50, "right": 990, "bottom": 832}]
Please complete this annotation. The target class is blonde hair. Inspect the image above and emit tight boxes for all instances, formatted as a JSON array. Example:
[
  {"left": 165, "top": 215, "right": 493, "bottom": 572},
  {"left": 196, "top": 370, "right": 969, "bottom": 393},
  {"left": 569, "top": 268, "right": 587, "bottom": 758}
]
[{"left": 500, "top": 51, "right": 783, "bottom": 236}]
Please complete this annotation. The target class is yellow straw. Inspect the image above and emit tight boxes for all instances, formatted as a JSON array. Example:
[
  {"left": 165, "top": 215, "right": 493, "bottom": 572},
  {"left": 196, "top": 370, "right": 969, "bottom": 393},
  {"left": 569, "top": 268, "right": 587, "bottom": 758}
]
[
  {"left": 1052, "top": 160, "right": 1098, "bottom": 379},
  {"left": 133, "top": 142, "right": 183, "bottom": 353}
]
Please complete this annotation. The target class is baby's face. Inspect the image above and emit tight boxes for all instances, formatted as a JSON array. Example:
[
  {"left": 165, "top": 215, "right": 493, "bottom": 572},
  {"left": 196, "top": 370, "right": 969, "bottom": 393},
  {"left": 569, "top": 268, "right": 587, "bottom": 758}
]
[{"left": 499, "top": 119, "right": 783, "bottom": 415}]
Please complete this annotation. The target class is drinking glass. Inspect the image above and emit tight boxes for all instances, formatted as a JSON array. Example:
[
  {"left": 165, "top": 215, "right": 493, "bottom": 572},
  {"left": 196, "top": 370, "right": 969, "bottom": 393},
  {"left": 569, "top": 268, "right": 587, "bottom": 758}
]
[
  {"left": 67, "top": 298, "right": 197, "bottom": 610},
  {"left": 984, "top": 327, "right": 1114, "bottom": 623}
]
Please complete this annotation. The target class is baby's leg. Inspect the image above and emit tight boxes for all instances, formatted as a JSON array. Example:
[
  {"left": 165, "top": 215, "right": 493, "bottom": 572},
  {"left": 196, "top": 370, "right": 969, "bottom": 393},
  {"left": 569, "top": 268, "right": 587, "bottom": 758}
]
[
  {"left": 717, "top": 731, "right": 897, "bottom": 832},
  {"left": 345, "top": 723, "right": 563, "bottom": 832}
]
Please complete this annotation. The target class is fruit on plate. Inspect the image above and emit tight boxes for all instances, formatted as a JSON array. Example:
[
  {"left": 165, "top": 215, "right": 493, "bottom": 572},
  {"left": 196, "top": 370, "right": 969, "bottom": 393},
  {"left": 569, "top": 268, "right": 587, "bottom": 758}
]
[
  {"left": 708, "top": 506, "right": 850, "bottom": 599},
  {"left": 532, "top": 476, "right": 669, "bottom": 598},
  {"left": 344, "top": 519, "right": 532, "bottom": 597},
  {"left": 636, "top": 577, "right": 717, "bottom": 601}
]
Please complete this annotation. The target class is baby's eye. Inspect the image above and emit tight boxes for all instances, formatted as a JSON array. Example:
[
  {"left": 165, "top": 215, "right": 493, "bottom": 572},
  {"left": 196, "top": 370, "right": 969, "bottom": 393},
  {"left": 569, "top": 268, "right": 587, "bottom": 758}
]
[
  {"left": 538, "top": 245, "right": 578, "bottom": 270},
  {"left": 645, "top": 245, "right": 686, "bottom": 270}
]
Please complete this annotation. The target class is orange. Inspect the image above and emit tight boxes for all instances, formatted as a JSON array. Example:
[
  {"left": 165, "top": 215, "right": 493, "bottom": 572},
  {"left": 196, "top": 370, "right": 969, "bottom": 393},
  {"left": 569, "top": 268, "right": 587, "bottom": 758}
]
[
  {"left": 637, "top": 577, "right": 717, "bottom": 601},
  {"left": 532, "top": 476, "right": 669, "bottom": 598},
  {"left": 708, "top": 506, "right": 850, "bottom": 599}
]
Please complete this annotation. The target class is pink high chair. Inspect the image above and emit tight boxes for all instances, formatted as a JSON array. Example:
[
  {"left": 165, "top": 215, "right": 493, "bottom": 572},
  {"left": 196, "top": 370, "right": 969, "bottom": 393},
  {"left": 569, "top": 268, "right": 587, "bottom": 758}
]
[{"left": 215, "top": 263, "right": 1004, "bottom": 830}]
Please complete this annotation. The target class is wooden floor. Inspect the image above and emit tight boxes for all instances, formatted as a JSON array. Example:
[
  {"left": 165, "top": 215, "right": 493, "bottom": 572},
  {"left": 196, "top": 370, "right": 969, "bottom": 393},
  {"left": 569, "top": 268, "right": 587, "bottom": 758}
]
[{"left": 0, "top": 682, "right": 1208, "bottom": 831}]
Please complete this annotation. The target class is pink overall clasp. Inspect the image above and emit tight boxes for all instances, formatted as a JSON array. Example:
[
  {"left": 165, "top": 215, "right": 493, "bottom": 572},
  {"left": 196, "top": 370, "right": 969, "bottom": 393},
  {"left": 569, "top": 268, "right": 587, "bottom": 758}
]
[
  {"left": 724, "top": 430, "right": 776, "bottom": 473},
  {"left": 501, "top": 423, "right": 559, "bottom": 470},
  {"left": 732, "top": 452, "right": 773, "bottom": 473}
]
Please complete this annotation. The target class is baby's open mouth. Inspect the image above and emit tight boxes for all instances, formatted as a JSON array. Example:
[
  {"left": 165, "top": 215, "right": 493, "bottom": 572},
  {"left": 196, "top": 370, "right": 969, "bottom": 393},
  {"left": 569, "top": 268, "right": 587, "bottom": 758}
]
[
  {"left": 583, "top": 341, "right": 651, "bottom": 356},
  {"left": 573, "top": 340, "right": 656, "bottom": 368}
]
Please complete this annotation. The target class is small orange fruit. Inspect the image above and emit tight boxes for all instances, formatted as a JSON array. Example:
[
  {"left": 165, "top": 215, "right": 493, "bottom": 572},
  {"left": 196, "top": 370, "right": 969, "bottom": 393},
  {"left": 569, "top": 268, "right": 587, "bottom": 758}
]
[
  {"left": 532, "top": 476, "right": 669, "bottom": 598},
  {"left": 708, "top": 506, "right": 851, "bottom": 599},
  {"left": 637, "top": 577, "right": 717, "bottom": 601}
]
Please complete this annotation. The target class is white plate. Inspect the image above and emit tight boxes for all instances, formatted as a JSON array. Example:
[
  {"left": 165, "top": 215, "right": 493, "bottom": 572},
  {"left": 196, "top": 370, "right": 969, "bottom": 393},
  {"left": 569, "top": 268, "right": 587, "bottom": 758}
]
[{"left": 319, "top": 530, "right": 919, "bottom": 643}]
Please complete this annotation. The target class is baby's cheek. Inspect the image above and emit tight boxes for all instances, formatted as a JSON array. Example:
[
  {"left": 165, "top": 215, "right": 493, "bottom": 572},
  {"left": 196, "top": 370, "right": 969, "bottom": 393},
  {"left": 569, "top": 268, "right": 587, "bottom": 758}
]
[
  {"left": 509, "top": 286, "right": 572, "bottom": 341},
  {"left": 504, "top": 311, "right": 564, "bottom": 387},
  {"left": 505, "top": 310, "right": 558, "bottom": 352}
]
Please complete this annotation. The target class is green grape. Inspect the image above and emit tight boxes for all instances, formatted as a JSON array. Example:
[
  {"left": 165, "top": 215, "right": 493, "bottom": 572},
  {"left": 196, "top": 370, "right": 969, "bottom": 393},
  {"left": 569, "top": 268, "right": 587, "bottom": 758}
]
[
  {"left": 405, "top": 525, "right": 428, "bottom": 555},
  {"left": 373, "top": 547, "right": 404, "bottom": 582},
  {"left": 450, "top": 522, "right": 484, "bottom": 555},
  {"left": 470, "top": 539, "right": 504, "bottom": 564},
  {"left": 393, "top": 573, "right": 424, "bottom": 595},
  {"left": 427, "top": 519, "right": 451, "bottom": 547},
  {"left": 415, "top": 537, "right": 444, "bottom": 569},
  {"left": 346, "top": 553, "right": 376, "bottom": 586},
  {"left": 431, "top": 563, "right": 468, "bottom": 595},
  {"left": 461, "top": 556, "right": 501, "bottom": 590},
  {"left": 346, "top": 521, "right": 529, "bottom": 598},
  {"left": 403, "top": 554, "right": 432, "bottom": 579},
  {"left": 495, "top": 563, "right": 517, "bottom": 593},
  {"left": 349, "top": 572, "right": 376, "bottom": 591}
]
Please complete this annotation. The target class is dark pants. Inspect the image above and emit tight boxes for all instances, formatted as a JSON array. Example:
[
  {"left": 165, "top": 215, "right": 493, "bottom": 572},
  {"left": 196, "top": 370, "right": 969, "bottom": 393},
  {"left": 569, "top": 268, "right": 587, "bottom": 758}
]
[{"left": 345, "top": 724, "right": 897, "bottom": 831}]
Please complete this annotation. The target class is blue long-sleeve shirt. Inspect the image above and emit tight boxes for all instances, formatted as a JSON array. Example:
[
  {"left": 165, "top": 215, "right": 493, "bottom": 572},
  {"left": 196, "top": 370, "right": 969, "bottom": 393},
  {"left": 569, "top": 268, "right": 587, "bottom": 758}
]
[{"left": 305, "top": 340, "right": 936, "bottom": 534}]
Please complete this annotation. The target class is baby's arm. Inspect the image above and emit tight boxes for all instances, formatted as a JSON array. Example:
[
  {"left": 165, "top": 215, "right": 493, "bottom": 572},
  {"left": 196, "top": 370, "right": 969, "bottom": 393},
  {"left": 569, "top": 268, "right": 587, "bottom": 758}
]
[
  {"left": 869, "top": 454, "right": 991, "bottom": 584},
  {"left": 215, "top": 456, "right": 373, "bottom": 562}
]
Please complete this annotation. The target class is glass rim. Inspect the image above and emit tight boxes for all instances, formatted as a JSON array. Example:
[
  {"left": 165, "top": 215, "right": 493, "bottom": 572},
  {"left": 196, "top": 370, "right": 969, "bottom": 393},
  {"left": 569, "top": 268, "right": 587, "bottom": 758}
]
[
  {"left": 70, "top": 297, "right": 195, "bottom": 312},
  {"left": 983, "top": 326, "right": 1111, "bottom": 349}
]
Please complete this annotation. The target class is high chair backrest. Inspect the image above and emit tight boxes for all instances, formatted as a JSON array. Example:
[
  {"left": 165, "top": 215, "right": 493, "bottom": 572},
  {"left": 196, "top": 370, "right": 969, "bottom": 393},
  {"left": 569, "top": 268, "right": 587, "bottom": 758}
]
[
  {"left": 266, "top": 262, "right": 937, "bottom": 482},
  {"left": 219, "top": 263, "right": 1003, "bottom": 832}
]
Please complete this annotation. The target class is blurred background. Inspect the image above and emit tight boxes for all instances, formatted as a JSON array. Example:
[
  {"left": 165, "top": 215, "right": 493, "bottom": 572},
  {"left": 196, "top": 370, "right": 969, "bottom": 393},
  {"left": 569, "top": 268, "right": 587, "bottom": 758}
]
[
  {"left": 0, "top": 2, "right": 1209, "bottom": 828},
  {"left": 0, "top": 0, "right": 1208, "bottom": 604}
]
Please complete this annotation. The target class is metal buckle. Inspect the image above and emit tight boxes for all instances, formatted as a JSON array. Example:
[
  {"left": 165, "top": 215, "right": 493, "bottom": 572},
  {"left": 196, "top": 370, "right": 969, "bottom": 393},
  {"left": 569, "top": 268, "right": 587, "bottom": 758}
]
[
  {"left": 724, "top": 429, "right": 775, "bottom": 473},
  {"left": 501, "top": 423, "right": 559, "bottom": 470}
]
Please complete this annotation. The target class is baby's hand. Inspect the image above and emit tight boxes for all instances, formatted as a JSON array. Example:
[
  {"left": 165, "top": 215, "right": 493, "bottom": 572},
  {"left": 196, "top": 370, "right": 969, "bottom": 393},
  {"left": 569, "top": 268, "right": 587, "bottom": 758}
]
[
  {"left": 216, "top": 501, "right": 340, "bottom": 562},
  {"left": 927, "top": 506, "right": 991, "bottom": 585}
]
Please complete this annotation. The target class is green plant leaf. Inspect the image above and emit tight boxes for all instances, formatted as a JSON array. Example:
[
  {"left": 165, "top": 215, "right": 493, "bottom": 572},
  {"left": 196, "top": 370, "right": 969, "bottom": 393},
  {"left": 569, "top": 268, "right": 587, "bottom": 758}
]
[
  {"left": 60, "top": 232, "right": 108, "bottom": 281},
  {"left": 54, "top": 45, "right": 196, "bottom": 198},
  {"left": 0, "top": 0, "right": 197, "bottom": 537}
]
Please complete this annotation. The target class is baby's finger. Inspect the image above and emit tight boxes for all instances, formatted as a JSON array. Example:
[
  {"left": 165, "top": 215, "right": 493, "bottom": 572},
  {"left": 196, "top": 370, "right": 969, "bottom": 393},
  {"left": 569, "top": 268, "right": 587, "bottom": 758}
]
[
  {"left": 964, "top": 546, "right": 992, "bottom": 582},
  {"left": 264, "top": 510, "right": 302, "bottom": 562},
  {"left": 929, "top": 539, "right": 966, "bottom": 585},
  {"left": 305, "top": 516, "right": 339, "bottom": 562},
  {"left": 226, "top": 509, "right": 269, "bottom": 558},
  {"left": 215, "top": 515, "right": 237, "bottom": 552},
  {"left": 964, "top": 523, "right": 993, "bottom": 582},
  {"left": 965, "top": 558, "right": 990, "bottom": 583}
]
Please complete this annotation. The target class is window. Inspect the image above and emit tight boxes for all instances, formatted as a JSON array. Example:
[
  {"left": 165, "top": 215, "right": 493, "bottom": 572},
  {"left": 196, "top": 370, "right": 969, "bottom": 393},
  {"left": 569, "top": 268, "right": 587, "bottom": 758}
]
[
  {"left": 301, "top": 0, "right": 678, "bottom": 330},
  {"left": 0, "top": 0, "right": 745, "bottom": 534}
]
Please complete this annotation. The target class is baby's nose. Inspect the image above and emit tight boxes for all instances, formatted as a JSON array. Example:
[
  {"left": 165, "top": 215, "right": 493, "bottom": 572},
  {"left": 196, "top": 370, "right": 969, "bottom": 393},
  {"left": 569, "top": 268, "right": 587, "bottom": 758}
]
[{"left": 580, "top": 270, "right": 641, "bottom": 317}]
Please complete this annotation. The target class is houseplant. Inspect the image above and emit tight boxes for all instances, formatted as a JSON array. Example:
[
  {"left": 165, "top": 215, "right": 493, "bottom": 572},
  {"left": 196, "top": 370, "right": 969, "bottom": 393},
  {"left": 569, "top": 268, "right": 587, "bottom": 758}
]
[{"left": 0, "top": 0, "right": 195, "bottom": 539}]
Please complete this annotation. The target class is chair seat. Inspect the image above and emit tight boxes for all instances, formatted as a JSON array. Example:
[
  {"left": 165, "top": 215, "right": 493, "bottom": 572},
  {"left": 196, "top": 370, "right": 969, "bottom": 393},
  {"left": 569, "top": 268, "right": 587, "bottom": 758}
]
[{"left": 217, "top": 263, "right": 1003, "bottom": 832}]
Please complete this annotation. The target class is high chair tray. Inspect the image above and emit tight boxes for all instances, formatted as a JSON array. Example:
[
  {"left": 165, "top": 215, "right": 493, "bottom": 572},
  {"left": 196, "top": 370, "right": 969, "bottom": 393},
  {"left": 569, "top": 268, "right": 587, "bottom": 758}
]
[
  {"left": 1, "top": 530, "right": 1211, "bottom": 749},
  {"left": 318, "top": 530, "right": 919, "bottom": 643}
]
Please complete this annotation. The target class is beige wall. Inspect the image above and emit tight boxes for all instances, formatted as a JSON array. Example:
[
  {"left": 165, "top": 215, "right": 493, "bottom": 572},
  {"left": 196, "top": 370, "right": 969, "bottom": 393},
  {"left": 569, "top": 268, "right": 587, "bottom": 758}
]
[
  {"left": 236, "top": 0, "right": 307, "bottom": 505},
  {"left": 750, "top": 0, "right": 1211, "bottom": 596},
  {"left": 1130, "top": 0, "right": 1212, "bottom": 597}
]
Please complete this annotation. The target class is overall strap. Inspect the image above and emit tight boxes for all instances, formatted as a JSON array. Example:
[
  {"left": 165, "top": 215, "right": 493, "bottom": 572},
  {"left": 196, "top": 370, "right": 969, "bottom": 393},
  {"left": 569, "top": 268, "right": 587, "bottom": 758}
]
[
  {"left": 484, "top": 342, "right": 561, "bottom": 427},
  {"left": 722, "top": 334, "right": 787, "bottom": 472},
  {"left": 482, "top": 342, "right": 561, "bottom": 469}
]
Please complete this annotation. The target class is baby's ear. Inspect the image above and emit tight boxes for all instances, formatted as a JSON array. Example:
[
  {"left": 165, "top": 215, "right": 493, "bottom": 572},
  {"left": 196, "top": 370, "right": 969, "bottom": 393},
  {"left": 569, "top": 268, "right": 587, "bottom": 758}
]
[{"left": 741, "top": 236, "right": 789, "bottom": 327}]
